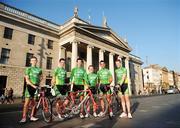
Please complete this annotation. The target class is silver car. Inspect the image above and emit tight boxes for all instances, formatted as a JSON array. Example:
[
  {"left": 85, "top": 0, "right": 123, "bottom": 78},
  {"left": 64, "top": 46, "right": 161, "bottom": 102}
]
[{"left": 167, "top": 86, "right": 179, "bottom": 94}]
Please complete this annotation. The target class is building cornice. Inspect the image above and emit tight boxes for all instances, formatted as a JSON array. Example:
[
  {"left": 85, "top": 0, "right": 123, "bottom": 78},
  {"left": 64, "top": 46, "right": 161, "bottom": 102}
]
[
  {"left": 0, "top": 2, "right": 60, "bottom": 29},
  {"left": 129, "top": 54, "right": 143, "bottom": 65},
  {"left": 74, "top": 22, "right": 110, "bottom": 31}
]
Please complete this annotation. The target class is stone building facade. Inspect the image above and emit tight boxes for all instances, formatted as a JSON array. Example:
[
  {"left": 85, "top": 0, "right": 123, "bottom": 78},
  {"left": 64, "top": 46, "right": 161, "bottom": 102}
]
[
  {"left": 129, "top": 54, "right": 143, "bottom": 95},
  {"left": 143, "top": 65, "right": 162, "bottom": 93},
  {"left": 0, "top": 2, "right": 143, "bottom": 97},
  {"left": 143, "top": 64, "right": 180, "bottom": 94}
]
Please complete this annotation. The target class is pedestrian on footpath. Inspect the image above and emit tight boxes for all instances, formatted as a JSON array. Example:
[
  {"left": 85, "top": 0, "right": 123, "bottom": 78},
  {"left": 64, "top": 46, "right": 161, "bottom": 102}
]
[
  {"left": 4, "top": 88, "right": 10, "bottom": 104},
  {"left": 8, "top": 88, "right": 14, "bottom": 103},
  {"left": 0, "top": 93, "right": 5, "bottom": 104}
]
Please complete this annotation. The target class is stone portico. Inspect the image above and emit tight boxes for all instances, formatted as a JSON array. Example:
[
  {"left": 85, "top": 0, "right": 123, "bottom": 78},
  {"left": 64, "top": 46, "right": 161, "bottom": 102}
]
[{"left": 58, "top": 9, "right": 132, "bottom": 95}]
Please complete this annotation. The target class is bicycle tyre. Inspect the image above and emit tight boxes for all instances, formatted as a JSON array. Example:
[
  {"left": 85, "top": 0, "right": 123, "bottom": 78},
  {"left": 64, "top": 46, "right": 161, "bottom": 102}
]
[
  {"left": 111, "top": 94, "right": 121, "bottom": 114},
  {"left": 41, "top": 97, "right": 52, "bottom": 123}
]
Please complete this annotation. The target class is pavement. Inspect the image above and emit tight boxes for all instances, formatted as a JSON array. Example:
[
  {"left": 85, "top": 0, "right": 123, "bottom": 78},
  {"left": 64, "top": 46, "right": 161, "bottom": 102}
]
[
  {"left": 1, "top": 94, "right": 180, "bottom": 128},
  {"left": 0, "top": 98, "right": 23, "bottom": 113},
  {"left": 0, "top": 94, "right": 160, "bottom": 113}
]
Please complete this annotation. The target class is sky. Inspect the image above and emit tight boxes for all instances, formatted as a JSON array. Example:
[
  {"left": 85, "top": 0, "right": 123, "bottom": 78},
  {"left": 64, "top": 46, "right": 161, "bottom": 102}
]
[{"left": 1, "top": 0, "right": 180, "bottom": 72}]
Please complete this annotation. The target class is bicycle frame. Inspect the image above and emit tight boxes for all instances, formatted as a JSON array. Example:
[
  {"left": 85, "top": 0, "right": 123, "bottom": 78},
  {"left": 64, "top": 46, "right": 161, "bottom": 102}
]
[
  {"left": 34, "top": 86, "right": 52, "bottom": 122},
  {"left": 68, "top": 89, "right": 97, "bottom": 115},
  {"left": 36, "top": 87, "right": 46, "bottom": 109},
  {"left": 110, "top": 86, "right": 121, "bottom": 113},
  {"left": 36, "top": 87, "right": 51, "bottom": 109}
]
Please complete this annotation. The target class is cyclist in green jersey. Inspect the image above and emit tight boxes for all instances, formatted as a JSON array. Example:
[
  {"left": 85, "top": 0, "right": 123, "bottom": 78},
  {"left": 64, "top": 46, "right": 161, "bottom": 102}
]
[
  {"left": 51, "top": 58, "right": 68, "bottom": 96},
  {"left": 97, "top": 60, "right": 113, "bottom": 117},
  {"left": 87, "top": 65, "right": 98, "bottom": 94},
  {"left": 87, "top": 65, "right": 98, "bottom": 117},
  {"left": 19, "top": 56, "right": 42, "bottom": 123},
  {"left": 70, "top": 58, "right": 88, "bottom": 118},
  {"left": 115, "top": 58, "right": 132, "bottom": 119},
  {"left": 51, "top": 58, "right": 69, "bottom": 119}
]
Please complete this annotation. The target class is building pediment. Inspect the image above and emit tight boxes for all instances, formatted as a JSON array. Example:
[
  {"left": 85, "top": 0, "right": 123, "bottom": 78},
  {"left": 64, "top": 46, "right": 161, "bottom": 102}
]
[
  {"left": 59, "top": 13, "right": 132, "bottom": 52},
  {"left": 74, "top": 23, "right": 132, "bottom": 52}
]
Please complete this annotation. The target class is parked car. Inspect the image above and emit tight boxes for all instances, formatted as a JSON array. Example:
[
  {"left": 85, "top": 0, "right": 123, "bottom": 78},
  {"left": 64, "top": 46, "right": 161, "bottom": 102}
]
[{"left": 167, "top": 86, "right": 179, "bottom": 94}]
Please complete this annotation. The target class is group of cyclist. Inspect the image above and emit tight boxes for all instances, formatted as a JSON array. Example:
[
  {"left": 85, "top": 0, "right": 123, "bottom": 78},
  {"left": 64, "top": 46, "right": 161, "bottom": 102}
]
[{"left": 19, "top": 56, "right": 132, "bottom": 123}]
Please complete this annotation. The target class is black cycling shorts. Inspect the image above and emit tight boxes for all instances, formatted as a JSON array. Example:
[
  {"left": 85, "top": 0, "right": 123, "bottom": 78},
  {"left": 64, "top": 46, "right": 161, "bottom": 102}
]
[
  {"left": 56, "top": 85, "right": 70, "bottom": 95},
  {"left": 89, "top": 86, "right": 97, "bottom": 94},
  {"left": 121, "top": 83, "right": 128, "bottom": 95},
  {"left": 26, "top": 84, "right": 38, "bottom": 98},
  {"left": 99, "top": 84, "right": 110, "bottom": 93},
  {"left": 73, "top": 84, "right": 84, "bottom": 92}
]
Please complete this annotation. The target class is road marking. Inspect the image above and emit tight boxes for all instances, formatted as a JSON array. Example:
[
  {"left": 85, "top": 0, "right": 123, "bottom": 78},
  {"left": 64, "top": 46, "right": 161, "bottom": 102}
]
[
  {"left": 74, "top": 123, "right": 102, "bottom": 128},
  {"left": 161, "top": 104, "right": 168, "bottom": 106},
  {"left": 139, "top": 109, "right": 148, "bottom": 112},
  {"left": 152, "top": 105, "right": 161, "bottom": 108},
  {"left": 166, "top": 121, "right": 180, "bottom": 125}
]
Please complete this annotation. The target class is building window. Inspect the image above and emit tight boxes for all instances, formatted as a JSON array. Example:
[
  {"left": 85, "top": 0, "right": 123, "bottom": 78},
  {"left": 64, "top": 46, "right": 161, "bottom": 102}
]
[
  {"left": 46, "top": 57, "right": 52, "bottom": 69},
  {"left": 147, "top": 75, "right": 149, "bottom": 80},
  {"left": 47, "top": 40, "right": 53, "bottom": 49},
  {"left": 0, "top": 48, "right": 11, "bottom": 64},
  {"left": 26, "top": 53, "right": 34, "bottom": 67},
  {"left": 28, "top": 34, "right": 35, "bottom": 45},
  {"left": 3, "top": 27, "right": 13, "bottom": 39}
]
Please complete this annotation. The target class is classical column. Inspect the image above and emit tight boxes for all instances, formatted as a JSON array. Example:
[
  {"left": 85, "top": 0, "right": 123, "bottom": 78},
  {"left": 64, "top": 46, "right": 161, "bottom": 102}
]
[
  {"left": 138, "top": 66, "right": 144, "bottom": 94},
  {"left": 86, "top": 45, "right": 93, "bottom": 71},
  {"left": 125, "top": 57, "right": 132, "bottom": 95},
  {"left": 109, "top": 52, "right": 115, "bottom": 85},
  {"left": 59, "top": 46, "right": 66, "bottom": 59},
  {"left": 99, "top": 49, "right": 104, "bottom": 69},
  {"left": 71, "top": 41, "right": 78, "bottom": 69}
]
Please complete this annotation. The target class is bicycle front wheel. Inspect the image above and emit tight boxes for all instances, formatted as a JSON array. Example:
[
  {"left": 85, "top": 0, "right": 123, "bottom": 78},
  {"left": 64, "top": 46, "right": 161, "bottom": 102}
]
[
  {"left": 41, "top": 97, "right": 52, "bottom": 123},
  {"left": 111, "top": 95, "right": 121, "bottom": 114}
]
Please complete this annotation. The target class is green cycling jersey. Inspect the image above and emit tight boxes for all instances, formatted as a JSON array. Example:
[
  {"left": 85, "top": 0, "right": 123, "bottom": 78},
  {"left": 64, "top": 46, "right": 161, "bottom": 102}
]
[
  {"left": 70, "top": 67, "right": 88, "bottom": 85},
  {"left": 87, "top": 73, "right": 98, "bottom": 87},
  {"left": 115, "top": 67, "right": 128, "bottom": 84},
  {"left": 25, "top": 66, "right": 42, "bottom": 85},
  {"left": 53, "top": 67, "right": 66, "bottom": 85},
  {"left": 97, "top": 68, "right": 112, "bottom": 85}
]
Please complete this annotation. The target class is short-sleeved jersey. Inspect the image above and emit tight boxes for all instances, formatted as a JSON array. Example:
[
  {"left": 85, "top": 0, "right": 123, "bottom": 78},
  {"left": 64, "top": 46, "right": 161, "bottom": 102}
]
[
  {"left": 87, "top": 73, "right": 97, "bottom": 87},
  {"left": 70, "top": 67, "right": 88, "bottom": 85},
  {"left": 97, "top": 68, "right": 112, "bottom": 85},
  {"left": 25, "top": 66, "right": 42, "bottom": 85},
  {"left": 53, "top": 67, "right": 66, "bottom": 85},
  {"left": 115, "top": 67, "right": 128, "bottom": 84}
]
